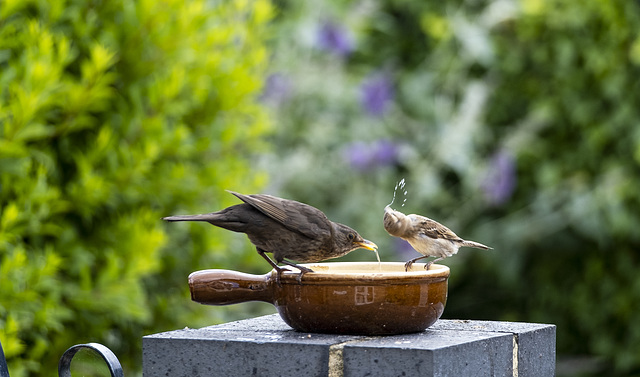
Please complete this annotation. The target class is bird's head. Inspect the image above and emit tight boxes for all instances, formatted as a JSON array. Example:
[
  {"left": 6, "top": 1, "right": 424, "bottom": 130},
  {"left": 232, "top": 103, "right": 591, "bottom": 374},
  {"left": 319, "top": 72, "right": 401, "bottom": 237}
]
[
  {"left": 332, "top": 223, "right": 378, "bottom": 256},
  {"left": 383, "top": 205, "right": 408, "bottom": 237}
]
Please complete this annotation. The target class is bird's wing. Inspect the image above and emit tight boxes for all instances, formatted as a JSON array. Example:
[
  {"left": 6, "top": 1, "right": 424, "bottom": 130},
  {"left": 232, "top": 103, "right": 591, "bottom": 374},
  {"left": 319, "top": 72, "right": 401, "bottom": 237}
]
[
  {"left": 415, "top": 217, "right": 462, "bottom": 241},
  {"left": 228, "top": 191, "right": 332, "bottom": 239}
]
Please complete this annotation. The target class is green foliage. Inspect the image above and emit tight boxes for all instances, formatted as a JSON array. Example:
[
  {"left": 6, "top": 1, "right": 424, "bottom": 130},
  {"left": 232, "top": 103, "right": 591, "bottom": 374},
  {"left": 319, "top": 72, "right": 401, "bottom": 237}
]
[
  {"left": 265, "top": 0, "right": 640, "bottom": 374},
  {"left": 0, "top": 0, "right": 273, "bottom": 375}
]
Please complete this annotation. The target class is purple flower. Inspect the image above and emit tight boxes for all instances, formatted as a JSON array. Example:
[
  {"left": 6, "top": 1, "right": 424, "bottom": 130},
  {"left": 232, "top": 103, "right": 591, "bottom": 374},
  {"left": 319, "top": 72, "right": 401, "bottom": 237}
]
[
  {"left": 261, "top": 73, "right": 291, "bottom": 106},
  {"left": 343, "top": 139, "right": 400, "bottom": 172},
  {"left": 343, "top": 141, "right": 372, "bottom": 171},
  {"left": 360, "top": 72, "right": 394, "bottom": 117},
  {"left": 373, "top": 139, "right": 399, "bottom": 166},
  {"left": 316, "top": 21, "right": 353, "bottom": 57},
  {"left": 482, "top": 150, "right": 517, "bottom": 205}
]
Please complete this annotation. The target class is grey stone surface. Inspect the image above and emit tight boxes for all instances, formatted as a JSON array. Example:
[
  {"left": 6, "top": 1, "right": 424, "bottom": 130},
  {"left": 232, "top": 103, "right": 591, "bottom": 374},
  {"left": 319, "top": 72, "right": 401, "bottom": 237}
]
[
  {"left": 342, "top": 329, "right": 513, "bottom": 377},
  {"left": 432, "top": 319, "right": 557, "bottom": 376},
  {"left": 143, "top": 314, "right": 556, "bottom": 377},
  {"left": 143, "top": 314, "right": 363, "bottom": 377},
  {"left": 513, "top": 323, "right": 556, "bottom": 377}
]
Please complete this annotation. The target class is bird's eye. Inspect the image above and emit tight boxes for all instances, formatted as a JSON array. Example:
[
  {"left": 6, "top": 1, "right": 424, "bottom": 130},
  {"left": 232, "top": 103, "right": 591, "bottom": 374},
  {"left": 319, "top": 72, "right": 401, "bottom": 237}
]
[{"left": 348, "top": 233, "right": 355, "bottom": 241}]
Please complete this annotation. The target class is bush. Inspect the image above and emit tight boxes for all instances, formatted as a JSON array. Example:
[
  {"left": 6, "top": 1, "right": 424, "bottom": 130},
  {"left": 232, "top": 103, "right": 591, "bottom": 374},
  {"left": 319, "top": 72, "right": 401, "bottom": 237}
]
[
  {"left": 0, "top": 0, "right": 273, "bottom": 375},
  {"left": 265, "top": 0, "right": 640, "bottom": 374}
]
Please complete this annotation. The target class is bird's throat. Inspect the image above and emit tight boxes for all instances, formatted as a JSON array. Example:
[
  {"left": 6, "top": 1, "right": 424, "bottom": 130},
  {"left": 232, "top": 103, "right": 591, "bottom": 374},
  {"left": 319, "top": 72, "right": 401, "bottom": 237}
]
[{"left": 383, "top": 207, "right": 411, "bottom": 238}]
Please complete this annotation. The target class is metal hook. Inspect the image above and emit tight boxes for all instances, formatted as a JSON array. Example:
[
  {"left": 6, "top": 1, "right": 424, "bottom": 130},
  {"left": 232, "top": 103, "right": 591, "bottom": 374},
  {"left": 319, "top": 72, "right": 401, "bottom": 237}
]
[{"left": 58, "top": 343, "right": 124, "bottom": 377}]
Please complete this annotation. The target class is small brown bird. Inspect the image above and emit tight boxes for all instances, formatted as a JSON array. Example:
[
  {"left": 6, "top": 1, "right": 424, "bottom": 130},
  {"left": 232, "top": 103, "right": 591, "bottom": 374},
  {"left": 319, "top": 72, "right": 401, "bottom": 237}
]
[
  {"left": 383, "top": 205, "right": 491, "bottom": 271},
  {"left": 164, "top": 191, "right": 378, "bottom": 281}
]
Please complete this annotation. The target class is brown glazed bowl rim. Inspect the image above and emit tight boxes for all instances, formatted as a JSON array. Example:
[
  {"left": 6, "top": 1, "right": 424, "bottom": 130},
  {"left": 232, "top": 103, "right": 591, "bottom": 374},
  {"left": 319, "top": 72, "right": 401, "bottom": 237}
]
[
  {"left": 187, "top": 262, "right": 450, "bottom": 335},
  {"left": 275, "top": 261, "right": 450, "bottom": 285}
]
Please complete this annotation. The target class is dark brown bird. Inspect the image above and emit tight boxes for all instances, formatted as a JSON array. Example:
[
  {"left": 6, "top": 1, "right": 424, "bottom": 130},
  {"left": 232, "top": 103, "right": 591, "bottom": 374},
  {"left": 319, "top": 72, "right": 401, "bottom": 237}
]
[
  {"left": 164, "top": 191, "right": 378, "bottom": 281},
  {"left": 383, "top": 205, "right": 491, "bottom": 271}
]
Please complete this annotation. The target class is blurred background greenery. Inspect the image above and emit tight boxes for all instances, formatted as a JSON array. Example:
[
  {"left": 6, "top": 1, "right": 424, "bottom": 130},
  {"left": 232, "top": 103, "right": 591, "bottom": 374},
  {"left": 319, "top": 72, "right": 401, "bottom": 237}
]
[{"left": 1, "top": 0, "right": 640, "bottom": 375}]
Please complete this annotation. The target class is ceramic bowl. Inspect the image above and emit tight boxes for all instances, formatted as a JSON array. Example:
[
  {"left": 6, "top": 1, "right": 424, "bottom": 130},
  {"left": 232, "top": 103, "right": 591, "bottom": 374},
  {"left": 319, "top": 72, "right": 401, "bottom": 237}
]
[{"left": 188, "top": 262, "right": 449, "bottom": 335}]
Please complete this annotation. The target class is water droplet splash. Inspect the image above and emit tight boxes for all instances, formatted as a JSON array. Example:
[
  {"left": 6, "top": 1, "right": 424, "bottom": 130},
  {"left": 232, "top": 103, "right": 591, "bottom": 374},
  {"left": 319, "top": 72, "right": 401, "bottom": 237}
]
[{"left": 388, "top": 179, "right": 408, "bottom": 207}]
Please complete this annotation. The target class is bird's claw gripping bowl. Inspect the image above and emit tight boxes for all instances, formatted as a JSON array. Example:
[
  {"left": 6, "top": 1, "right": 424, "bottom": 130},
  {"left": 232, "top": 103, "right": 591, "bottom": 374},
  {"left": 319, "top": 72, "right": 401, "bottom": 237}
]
[{"left": 189, "top": 262, "right": 449, "bottom": 335}]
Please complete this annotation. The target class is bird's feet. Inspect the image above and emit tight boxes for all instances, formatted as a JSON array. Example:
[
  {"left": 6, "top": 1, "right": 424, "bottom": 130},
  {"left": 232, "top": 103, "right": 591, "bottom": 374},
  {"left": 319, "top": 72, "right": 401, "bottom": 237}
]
[
  {"left": 273, "top": 265, "right": 314, "bottom": 285},
  {"left": 295, "top": 265, "right": 314, "bottom": 284},
  {"left": 273, "top": 266, "right": 293, "bottom": 286},
  {"left": 424, "top": 257, "right": 442, "bottom": 271},
  {"left": 279, "top": 260, "right": 314, "bottom": 284},
  {"left": 405, "top": 256, "right": 437, "bottom": 271},
  {"left": 404, "top": 256, "right": 426, "bottom": 271},
  {"left": 404, "top": 260, "right": 415, "bottom": 272}
]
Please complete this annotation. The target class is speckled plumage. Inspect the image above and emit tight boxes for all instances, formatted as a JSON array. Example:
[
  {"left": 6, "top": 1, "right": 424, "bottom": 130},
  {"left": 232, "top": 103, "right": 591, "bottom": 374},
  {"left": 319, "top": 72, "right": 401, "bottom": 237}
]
[{"left": 383, "top": 205, "right": 490, "bottom": 271}]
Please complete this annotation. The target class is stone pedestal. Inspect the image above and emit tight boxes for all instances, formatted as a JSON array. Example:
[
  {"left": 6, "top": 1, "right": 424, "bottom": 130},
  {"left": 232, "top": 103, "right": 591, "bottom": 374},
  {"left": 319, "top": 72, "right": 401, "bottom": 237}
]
[{"left": 143, "top": 314, "right": 555, "bottom": 377}]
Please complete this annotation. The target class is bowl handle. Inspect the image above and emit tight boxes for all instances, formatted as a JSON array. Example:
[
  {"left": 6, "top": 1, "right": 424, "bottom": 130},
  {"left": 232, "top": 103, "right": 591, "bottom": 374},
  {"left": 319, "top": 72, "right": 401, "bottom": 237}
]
[{"left": 188, "top": 269, "right": 274, "bottom": 305}]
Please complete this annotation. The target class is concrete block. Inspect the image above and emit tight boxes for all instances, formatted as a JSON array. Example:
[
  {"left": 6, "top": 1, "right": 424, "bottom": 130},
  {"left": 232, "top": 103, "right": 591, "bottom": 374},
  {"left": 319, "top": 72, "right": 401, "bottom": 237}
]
[
  {"left": 142, "top": 315, "right": 556, "bottom": 377},
  {"left": 432, "top": 320, "right": 557, "bottom": 377},
  {"left": 143, "top": 314, "right": 363, "bottom": 377},
  {"left": 342, "top": 329, "right": 513, "bottom": 377}
]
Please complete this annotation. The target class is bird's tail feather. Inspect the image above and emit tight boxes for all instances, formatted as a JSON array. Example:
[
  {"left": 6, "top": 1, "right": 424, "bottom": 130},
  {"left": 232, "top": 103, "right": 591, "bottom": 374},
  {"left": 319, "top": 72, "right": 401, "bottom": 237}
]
[
  {"left": 163, "top": 210, "right": 248, "bottom": 233},
  {"left": 162, "top": 214, "right": 218, "bottom": 222},
  {"left": 461, "top": 240, "right": 492, "bottom": 250}
]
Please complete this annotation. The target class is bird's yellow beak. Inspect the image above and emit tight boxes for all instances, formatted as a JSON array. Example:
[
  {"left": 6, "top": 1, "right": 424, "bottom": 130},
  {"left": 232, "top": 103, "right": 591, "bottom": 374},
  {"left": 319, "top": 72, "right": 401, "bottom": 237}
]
[{"left": 356, "top": 240, "right": 378, "bottom": 251}]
